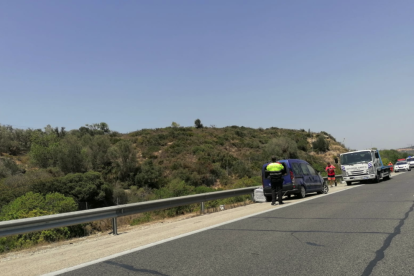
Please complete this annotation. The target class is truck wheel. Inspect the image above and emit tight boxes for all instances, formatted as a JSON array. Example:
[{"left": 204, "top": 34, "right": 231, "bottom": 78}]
[
  {"left": 374, "top": 173, "right": 380, "bottom": 183},
  {"left": 297, "top": 186, "right": 306, "bottom": 198},
  {"left": 346, "top": 181, "right": 352, "bottom": 186},
  {"left": 385, "top": 171, "right": 391, "bottom": 180}
]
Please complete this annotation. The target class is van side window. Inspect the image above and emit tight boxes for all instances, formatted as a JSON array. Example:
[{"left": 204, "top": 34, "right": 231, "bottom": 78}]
[
  {"left": 292, "top": 163, "right": 303, "bottom": 176},
  {"left": 307, "top": 165, "right": 317, "bottom": 175},
  {"left": 300, "top": 163, "right": 310, "bottom": 175}
]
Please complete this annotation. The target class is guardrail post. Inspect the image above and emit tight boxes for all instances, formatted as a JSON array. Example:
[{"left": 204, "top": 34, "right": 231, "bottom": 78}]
[
  {"left": 112, "top": 217, "right": 118, "bottom": 235},
  {"left": 251, "top": 192, "right": 255, "bottom": 203},
  {"left": 201, "top": 202, "right": 205, "bottom": 215}
]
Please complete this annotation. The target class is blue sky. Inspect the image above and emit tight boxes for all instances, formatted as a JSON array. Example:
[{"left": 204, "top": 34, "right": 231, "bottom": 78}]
[{"left": 1, "top": 0, "right": 413, "bottom": 150}]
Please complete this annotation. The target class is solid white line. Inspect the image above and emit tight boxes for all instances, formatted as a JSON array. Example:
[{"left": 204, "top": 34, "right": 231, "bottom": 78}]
[{"left": 43, "top": 185, "right": 363, "bottom": 276}]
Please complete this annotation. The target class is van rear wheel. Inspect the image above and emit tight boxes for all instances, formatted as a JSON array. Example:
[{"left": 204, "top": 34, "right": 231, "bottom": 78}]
[
  {"left": 265, "top": 195, "right": 272, "bottom": 202},
  {"left": 297, "top": 186, "right": 306, "bottom": 198}
]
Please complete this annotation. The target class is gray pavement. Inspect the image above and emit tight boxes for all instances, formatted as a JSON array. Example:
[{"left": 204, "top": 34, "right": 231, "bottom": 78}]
[{"left": 61, "top": 172, "right": 414, "bottom": 276}]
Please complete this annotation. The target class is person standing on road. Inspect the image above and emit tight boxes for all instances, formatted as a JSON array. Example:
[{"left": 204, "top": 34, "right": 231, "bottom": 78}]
[
  {"left": 325, "top": 162, "right": 336, "bottom": 188},
  {"left": 388, "top": 161, "right": 394, "bottom": 172},
  {"left": 266, "top": 157, "right": 286, "bottom": 206}
]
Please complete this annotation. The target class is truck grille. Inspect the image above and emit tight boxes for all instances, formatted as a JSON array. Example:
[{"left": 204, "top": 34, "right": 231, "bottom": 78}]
[{"left": 350, "top": 170, "right": 367, "bottom": 176}]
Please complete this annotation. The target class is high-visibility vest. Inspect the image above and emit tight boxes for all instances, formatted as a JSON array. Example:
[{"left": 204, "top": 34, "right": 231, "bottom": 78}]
[{"left": 266, "top": 162, "right": 284, "bottom": 171}]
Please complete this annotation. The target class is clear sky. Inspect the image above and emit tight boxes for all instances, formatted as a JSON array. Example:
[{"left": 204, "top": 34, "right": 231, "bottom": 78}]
[{"left": 1, "top": 0, "right": 413, "bottom": 150}]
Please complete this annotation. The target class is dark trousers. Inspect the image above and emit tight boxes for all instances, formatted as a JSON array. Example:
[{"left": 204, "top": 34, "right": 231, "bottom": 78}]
[{"left": 271, "top": 180, "right": 283, "bottom": 204}]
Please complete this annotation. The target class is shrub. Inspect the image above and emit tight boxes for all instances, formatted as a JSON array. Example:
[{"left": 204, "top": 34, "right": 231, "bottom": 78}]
[
  {"left": 0, "top": 158, "right": 21, "bottom": 179},
  {"left": 312, "top": 135, "right": 329, "bottom": 153},
  {"left": 135, "top": 160, "right": 163, "bottom": 189},
  {"left": 31, "top": 172, "right": 113, "bottom": 208},
  {"left": 0, "top": 192, "right": 79, "bottom": 253},
  {"left": 263, "top": 137, "right": 298, "bottom": 160}
]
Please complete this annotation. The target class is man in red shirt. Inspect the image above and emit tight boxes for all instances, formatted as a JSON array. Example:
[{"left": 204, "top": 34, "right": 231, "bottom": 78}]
[{"left": 325, "top": 162, "right": 336, "bottom": 187}]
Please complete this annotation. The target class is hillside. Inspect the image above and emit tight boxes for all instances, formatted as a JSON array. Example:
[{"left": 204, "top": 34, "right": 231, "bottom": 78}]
[
  {"left": 396, "top": 146, "right": 414, "bottom": 155},
  {"left": 0, "top": 124, "right": 347, "bottom": 206},
  {"left": 127, "top": 126, "right": 346, "bottom": 181}
]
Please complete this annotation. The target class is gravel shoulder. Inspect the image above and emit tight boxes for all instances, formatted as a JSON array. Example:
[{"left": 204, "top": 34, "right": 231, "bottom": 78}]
[{"left": 0, "top": 175, "right": 402, "bottom": 276}]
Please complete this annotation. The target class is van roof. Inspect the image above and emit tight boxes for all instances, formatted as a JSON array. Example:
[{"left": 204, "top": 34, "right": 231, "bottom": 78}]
[
  {"left": 262, "top": 159, "right": 308, "bottom": 169},
  {"left": 278, "top": 159, "right": 308, "bottom": 163}
]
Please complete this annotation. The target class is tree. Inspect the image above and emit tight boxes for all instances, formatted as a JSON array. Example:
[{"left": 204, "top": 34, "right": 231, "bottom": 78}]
[
  {"left": 0, "top": 170, "right": 56, "bottom": 208},
  {"left": 0, "top": 125, "right": 33, "bottom": 155},
  {"left": 312, "top": 135, "right": 329, "bottom": 153},
  {"left": 109, "top": 140, "right": 138, "bottom": 183},
  {"left": 135, "top": 160, "right": 163, "bottom": 189},
  {"left": 53, "top": 127, "right": 66, "bottom": 138},
  {"left": 30, "top": 132, "right": 60, "bottom": 168},
  {"left": 56, "top": 135, "right": 86, "bottom": 174},
  {"left": 85, "top": 122, "right": 110, "bottom": 135},
  {"left": 85, "top": 135, "right": 112, "bottom": 171},
  {"left": 264, "top": 137, "right": 298, "bottom": 160},
  {"left": 171, "top": 122, "right": 180, "bottom": 128},
  {"left": 31, "top": 171, "right": 113, "bottom": 208},
  {"left": 0, "top": 158, "right": 21, "bottom": 180},
  {"left": 194, "top": 119, "right": 203, "bottom": 129}
]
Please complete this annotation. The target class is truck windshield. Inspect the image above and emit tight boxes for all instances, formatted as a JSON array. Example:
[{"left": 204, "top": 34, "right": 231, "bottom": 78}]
[{"left": 340, "top": 151, "right": 372, "bottom": 165}]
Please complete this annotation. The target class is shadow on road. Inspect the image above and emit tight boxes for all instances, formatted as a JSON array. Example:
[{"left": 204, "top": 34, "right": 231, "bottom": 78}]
[{"left": 103, "top": 260, "right": 169, "bottom": 275}]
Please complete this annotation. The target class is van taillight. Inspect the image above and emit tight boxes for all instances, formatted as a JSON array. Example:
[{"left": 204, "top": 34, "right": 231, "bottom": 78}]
[{"left": 290, "top": 171, "right": 295, "bottom": 184}]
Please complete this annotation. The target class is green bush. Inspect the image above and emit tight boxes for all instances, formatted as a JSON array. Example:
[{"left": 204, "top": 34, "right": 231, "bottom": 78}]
[
  {"left": 263, "top": 137, "right": 298, "bottom": 160},
  {"left": 379, "top": 149, "right": 408, "bottom": 164},
  {"left": 312, "top": 135, "right": 329, "bottom": 153},
  {"left": 31, "top": 172, "right": 113, "bottom": 208},
  {"left": 135, "top": 160, "right": 163, "bottom": 189},
  {"left": 0, "top": 192, "right": 80, "bottom": 253}
]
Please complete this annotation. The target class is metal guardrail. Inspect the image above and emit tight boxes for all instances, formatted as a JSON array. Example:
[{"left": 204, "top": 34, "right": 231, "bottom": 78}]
[
  {"left": 0, "top": 186, "right": 259, "bottom": 238},
  {"left": 323, "top": 174, "right": 343, "bottom": 182},
  {"left": 0, "top": 175, "right": 344, "bottom": 238}
]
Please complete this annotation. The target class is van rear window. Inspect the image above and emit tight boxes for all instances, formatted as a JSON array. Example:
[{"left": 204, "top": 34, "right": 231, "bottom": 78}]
[
  {"left": 300, "top": 163, "right": 311, "bottom": 175},
  {"left": 291, "top": 163, "right": 303, "bottom": 176}
]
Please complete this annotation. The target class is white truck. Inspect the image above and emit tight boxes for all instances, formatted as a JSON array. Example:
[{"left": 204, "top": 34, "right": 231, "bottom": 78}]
[
  {"left": 340, "top": 149, "right": 392, "bottom": 185},
  {"left": 406, "top": 156, "right": 414, "bottom": 168}
]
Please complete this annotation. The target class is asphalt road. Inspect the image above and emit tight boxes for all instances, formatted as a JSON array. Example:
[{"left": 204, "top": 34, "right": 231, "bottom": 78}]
[{"left": 60, "top": 172, "right": 414, "bottom": 276}]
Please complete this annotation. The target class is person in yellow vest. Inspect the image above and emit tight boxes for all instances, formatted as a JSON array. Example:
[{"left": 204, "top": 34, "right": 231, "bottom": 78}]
[{"left": 266, "top": 156, "right": 286, "bottom": 206}]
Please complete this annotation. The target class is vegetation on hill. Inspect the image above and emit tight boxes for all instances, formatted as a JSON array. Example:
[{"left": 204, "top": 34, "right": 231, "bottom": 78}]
[
  {"left": 0, "top": 121, "right": 348, "bottom": 252},
  {"left": 379, "top": 149, "right": 410, "bottom": 165}
]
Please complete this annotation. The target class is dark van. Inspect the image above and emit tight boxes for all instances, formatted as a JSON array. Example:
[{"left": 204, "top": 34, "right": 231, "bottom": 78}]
[{"left": 262, "top": 159, "right": 328, "bottom": 201}]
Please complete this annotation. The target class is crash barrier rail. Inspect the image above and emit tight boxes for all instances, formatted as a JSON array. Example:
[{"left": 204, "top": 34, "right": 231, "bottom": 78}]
[
  {"left": 323, "top": 174, "right": 343, "bottom": 182},
  {"left": 0, "top": 174, "right": 343, "bottom": 238},
  {"left": 0, "top": 186, "right": 259, "bottom": 238}
]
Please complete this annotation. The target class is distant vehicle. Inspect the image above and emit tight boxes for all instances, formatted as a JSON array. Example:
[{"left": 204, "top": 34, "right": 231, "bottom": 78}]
[
  {"left": 394, "top": 161, "right": 411, "bottom": 172},
  {"left": 340, "top": 149, "right": 392, "bottom": 185},
  {"left": 406, "top": 157, "right": 414, "bottom": 168},
  {"left": 262, "top": 159, "right": 328, "bottom": 201}
]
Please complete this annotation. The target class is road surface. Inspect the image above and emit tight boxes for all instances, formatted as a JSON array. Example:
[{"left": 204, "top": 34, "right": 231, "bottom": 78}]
[{"left": 57, "top": 172, "right": 414, "bottom": 276}]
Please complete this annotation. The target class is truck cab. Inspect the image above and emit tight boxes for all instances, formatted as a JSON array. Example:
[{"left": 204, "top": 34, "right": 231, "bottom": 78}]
[
  {"left": 340, "top": 149, "right": 392, "bottom": 185},
  {"left": 407, "top": 157, "right": 414, "bottom": 168}
]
